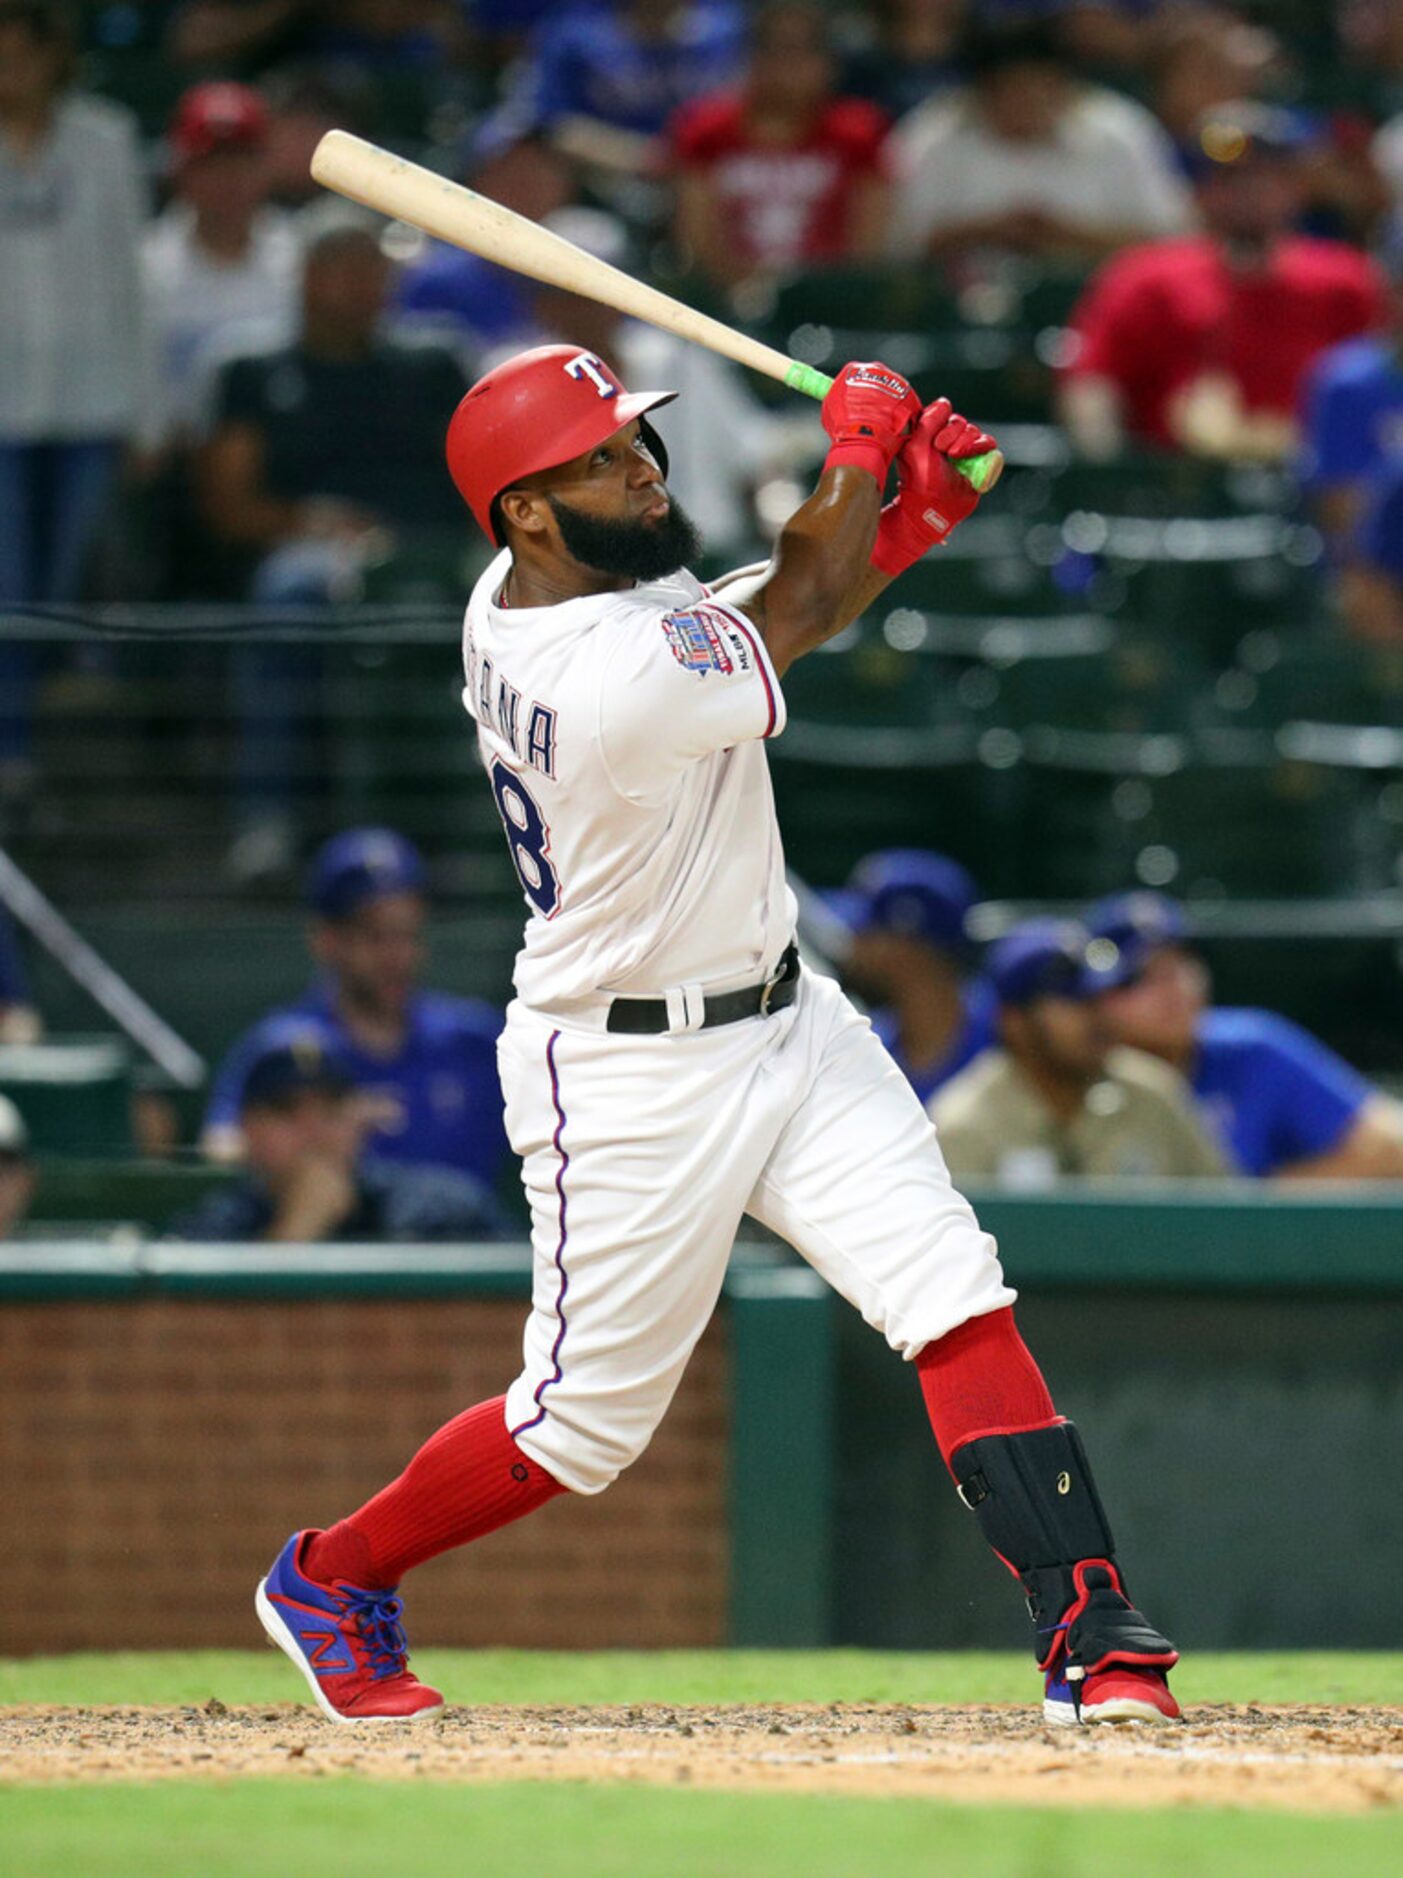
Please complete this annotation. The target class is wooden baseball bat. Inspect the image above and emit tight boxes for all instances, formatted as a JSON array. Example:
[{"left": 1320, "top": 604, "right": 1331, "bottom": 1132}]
[{"left": 310, "top": 129, "right": 1003, "bottom": 493}]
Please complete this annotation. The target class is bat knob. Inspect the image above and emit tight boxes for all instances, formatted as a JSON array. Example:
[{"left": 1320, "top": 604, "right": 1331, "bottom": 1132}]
[{"left": 959, "top": 449, "right": 1004, "bottom": 494}]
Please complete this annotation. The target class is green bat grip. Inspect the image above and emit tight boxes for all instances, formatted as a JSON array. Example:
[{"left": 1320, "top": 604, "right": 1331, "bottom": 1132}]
[{"left": 785, "top": 360, "right": 1003, "bottom": 494}]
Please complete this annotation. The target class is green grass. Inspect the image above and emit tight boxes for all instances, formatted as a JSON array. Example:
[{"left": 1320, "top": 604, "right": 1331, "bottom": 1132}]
[
  {"left": 2, "top": 1654, "right": 1398, "bottom": 1876},
  {"left": 1, "top": 1648, "right": 1399, "bottom": 1710},
  {"left": 1, "top": 1783, "right": 1399, "bottom": 1878}
]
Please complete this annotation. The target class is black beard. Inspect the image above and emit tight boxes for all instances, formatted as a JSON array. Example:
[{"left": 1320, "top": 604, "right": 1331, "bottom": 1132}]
[{"left": 546, "top": 492, "right": 702, "bottom": 582}]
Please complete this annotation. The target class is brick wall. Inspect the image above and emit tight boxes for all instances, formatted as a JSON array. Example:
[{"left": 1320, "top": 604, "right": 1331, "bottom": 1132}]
[{"left": 2, "top": 1298, "right": 730, "bottom": 1654}]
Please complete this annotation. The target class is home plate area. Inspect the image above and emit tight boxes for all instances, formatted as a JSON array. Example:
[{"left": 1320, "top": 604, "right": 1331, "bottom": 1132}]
[{"left": 3, "top": 1703, "right": 1399, "bottom": 1811}]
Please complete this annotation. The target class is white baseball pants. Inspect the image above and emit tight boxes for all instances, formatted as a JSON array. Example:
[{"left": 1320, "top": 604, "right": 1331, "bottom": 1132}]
[{"left": 498, "top": 966, "right": 1014, "bottom": 1494}]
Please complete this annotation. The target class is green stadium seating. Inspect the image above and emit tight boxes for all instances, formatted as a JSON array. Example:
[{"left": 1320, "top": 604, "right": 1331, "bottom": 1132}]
[
  {"left": 0, "top": 1037, "right": 133, "bottom": 1156},
  {"left": 977, "top": 638, "right": 1216, "bottom": 738},
  {"left": 1216, "top": 634, "right": 1403, "bottom": 732},
  {"left": 1021, "top": 757, "right": 1376, "bottom": 900},
  {"left": 26, "top": 1157, "right": 228, "bottom": 1234}
]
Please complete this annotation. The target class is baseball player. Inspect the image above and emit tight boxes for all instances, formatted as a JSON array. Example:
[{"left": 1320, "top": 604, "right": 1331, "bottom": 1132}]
[{"left": 256, "top": 345, "right": 1179, "bottom": 1727}]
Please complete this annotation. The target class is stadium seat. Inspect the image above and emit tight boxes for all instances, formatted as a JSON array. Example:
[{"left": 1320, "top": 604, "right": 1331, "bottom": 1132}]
[
  {"left": 977, "top": 638, "right": 1216, "bottom": 738},
  {"left": 1215, "top": 634, "right": 1403, "bottom": 733},
  {"left": 0, "top": 1037, "right": 133, "bottom": 1156},
  {"left": 1021, "top": 757, "right": 1376, "bottom": 900}
]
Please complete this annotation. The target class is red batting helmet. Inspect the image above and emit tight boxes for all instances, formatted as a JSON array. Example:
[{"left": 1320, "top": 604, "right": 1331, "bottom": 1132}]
[{"left": 445, "top": 345, "right": 676, "bottom": 544}]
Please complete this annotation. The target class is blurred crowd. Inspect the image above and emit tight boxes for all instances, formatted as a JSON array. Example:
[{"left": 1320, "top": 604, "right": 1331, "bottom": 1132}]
[
  {"left": 4, "top": 820, "right": 1403, "bottom": 1243},
  {"left": 828, "top": 844, "right": 1403, "bottom": 1183},
  {"left": 2, "top": 2, "right": 1403, "bottom": 615},
  {"left": 4, "top": 2, "right": 1403, "bottom": 1237}
]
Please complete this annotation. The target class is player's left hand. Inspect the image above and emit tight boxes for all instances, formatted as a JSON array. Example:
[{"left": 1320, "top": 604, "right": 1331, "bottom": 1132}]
[
  {"left": 820, "top": 360, "right": 924, "bottom": 486},
  {"left": 870, "top": 398, "right": 999, "bottom": 577}
]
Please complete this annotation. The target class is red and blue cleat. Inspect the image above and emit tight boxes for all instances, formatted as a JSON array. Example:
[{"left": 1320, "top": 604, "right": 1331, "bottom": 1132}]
[
  {"left": 255, "top": 1531, "right": 444, "bottom": 1724},
  {"left": 1044, "top": 1660, "right": 1180, "bottom": 1726}
]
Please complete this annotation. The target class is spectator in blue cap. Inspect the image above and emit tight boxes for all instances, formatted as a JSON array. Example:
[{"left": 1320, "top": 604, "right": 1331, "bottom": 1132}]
[
  {"left": 202, "top": 828, "right": 512, "bottom": 1196},
  {"left": 1088, "top": 892, "right": 1403, "bottom": 1178},
  {"left": 829, "top": 849, "right": 996, "bottom": 1106},
  {"left": 175, "top": 1027, "right": 508, "bottom": 1243},
  {"left": 931, "top": 917, "right": 1224, "bottom": 1184}
]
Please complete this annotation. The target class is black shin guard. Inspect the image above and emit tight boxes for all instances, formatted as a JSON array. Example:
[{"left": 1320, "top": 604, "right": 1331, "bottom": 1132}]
[{"left": 951, "top": 1421, "right": 1177, "bottom": 1675}]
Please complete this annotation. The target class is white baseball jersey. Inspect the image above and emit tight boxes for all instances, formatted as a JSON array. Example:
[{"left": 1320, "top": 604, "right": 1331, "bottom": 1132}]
[
  {"left": 465, "top": 539, "right": 1009, "bottom": 1502},
  {"left": 462, "top": 547, "right": 797, "bottom": 1009}
]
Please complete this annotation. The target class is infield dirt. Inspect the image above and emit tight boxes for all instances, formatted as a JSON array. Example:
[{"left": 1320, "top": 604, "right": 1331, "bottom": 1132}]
[{"left": 2, "top": 1703, "right": 1399, "bottom": 1812}]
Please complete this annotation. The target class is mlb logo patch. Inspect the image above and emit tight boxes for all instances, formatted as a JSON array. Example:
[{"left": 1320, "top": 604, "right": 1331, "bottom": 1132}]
[{"left": 660, "top": 606, "right": 734, "bottom": 675}]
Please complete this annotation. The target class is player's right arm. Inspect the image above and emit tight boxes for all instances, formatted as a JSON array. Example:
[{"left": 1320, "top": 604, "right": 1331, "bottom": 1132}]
[{"left": 728, "top": 362, "right": 921, "bottom": 678}]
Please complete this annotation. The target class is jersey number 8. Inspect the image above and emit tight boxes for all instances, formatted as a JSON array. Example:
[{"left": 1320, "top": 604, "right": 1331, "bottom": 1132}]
[{"left": 490, "top": 757, "right": 561, "bottom": 918}]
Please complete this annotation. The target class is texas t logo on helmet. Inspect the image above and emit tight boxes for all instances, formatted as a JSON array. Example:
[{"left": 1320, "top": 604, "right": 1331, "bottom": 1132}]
[
  {"left": 445, "top": 345, "right": 677, "bottom": 544},
  {"left": 563, "top": 351, "right": 617, "bottom": 398}
]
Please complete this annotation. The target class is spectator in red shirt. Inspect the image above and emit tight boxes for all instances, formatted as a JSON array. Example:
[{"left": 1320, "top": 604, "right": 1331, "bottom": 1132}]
[
  {"left": 1060, "top": 102, "right": 1387, "bottom": 462},
  {"left": 671, "top": 0, "right": 891, "bottom": 296}
]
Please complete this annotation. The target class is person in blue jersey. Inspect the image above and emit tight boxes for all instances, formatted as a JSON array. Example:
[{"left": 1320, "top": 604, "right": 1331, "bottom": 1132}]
[
  {"left": 502, "top": 0, "right": 745, "bottom": 177},
  {"left": 202, "top": 828, "right": 512, "bottom": 1193},
  {"left": 1299, "top": 225, "right": 1403, "bottom": 548},
  {"left": 1088, "top": 891, "right": 1403, "bottom": 1178},
  {"left": 830, "top": 849, "right": 997, "bottom": 1107},
  {"left": 177, "top": 1033, "right": 508, "bottom": 1244}
]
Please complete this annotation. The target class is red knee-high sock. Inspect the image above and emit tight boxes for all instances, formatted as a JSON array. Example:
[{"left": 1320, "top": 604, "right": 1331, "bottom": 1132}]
[
  {"left": 915, "top": 1306, "right": 1059, "bottom": 1472},
  {"left": 304, "top": 1396, "right": 565, "bottom": 1588}
]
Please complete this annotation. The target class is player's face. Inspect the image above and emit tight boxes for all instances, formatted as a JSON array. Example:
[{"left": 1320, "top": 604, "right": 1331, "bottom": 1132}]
[
  {"left": 313, "top": 893, "right": 427, "bottom": 1020},
  {"left": 528, "top": 421, "right": 703, "bottom": 581},
  {"left": 1097, "top": 946, "right": 1208, "bottom": 1060}
]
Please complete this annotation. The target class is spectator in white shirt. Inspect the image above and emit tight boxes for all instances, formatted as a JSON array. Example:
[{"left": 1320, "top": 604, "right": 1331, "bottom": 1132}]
[
  {"left": 889, "top": 21, "right": 1192, "bottom": 267},
  {"left": 0, "top": 0, "right": 147, "bottom": 794},
  {"left": 143, "top": 82, "right": 302, "bottom": 447}
]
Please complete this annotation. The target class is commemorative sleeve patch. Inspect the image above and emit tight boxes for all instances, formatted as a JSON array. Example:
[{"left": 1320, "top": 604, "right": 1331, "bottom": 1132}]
[{"left": 659, "top": 605, "right": 737, "bottom": 675}]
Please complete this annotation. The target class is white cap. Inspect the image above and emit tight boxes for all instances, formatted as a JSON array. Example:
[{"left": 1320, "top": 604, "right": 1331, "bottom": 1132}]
[{"left": 0, "top": 1093, "right": 30, "bottom": 1156}]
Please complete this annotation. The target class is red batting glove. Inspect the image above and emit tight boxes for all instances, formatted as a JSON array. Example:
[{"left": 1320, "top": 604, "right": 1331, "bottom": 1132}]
[
  {"left": 871, "top": 398, "right": 999, "bottom": 577},
  {"left": 820, "top": 360, "right": 923, "bottom": 486}
]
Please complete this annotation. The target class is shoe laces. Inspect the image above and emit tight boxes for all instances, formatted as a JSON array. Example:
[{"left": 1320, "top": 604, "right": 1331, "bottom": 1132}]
[{"left": 342, "top": 1587, "right": 410, "bottom": 1680}]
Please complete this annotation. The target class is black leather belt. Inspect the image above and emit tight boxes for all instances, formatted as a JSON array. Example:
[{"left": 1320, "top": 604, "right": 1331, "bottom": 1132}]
[{"left": 606, "top": 944, "right": 801, "bottom": 1036}]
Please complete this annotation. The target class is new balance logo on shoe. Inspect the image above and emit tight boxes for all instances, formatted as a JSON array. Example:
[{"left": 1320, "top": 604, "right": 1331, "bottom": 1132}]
[{"left": 303, "top": 1629, "right": 354, "bottom": 1675}]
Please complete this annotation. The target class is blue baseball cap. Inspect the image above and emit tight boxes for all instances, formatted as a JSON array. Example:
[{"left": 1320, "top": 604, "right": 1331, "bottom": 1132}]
[
  {"left": 307, "top": 828, "right": 427, "bottom": 920},
  {"left": 240, "top": 1027, "right": 354, "bottom": 1112},
  {"left": 830, "top": 849, "right": 978, "bottom": 955},
  {"left": 987, "top": 917, "right": 1134, "bottom": 1008},
  {"left": 1086, "top": 892, "right": 1189, "bottom": 984}
]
